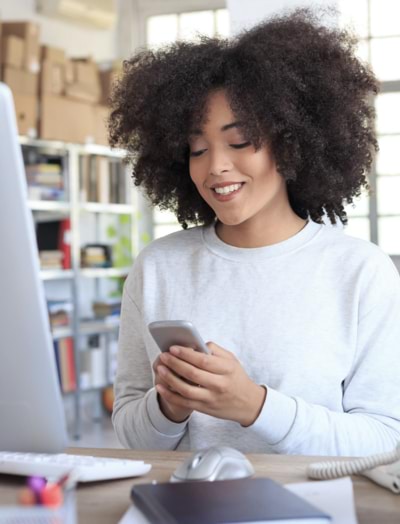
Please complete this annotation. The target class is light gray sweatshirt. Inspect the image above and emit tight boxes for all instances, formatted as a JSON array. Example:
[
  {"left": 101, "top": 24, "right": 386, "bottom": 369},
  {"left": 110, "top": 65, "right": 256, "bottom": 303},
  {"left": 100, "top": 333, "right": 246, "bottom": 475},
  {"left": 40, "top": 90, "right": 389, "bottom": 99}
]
[{"left": 112, "top": 220, "right": 400, "bottom": 455}]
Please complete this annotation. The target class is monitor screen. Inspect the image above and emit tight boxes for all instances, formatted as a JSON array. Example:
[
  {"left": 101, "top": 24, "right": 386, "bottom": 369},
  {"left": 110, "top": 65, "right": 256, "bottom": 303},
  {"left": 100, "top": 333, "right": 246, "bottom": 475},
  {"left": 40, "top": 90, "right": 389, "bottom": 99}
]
[{"left": 0, "top": 83, "right": 68, "bottom": 453}]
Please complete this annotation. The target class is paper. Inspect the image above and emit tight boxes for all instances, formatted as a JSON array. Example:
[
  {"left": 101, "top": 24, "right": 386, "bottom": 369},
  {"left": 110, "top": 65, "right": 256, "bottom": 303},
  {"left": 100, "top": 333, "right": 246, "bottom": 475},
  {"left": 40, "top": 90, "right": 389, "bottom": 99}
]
[
  {"left": 118, "top": 477, "right": 358, "bottom": 524},
  {"left": 285, "top": 477, "right": 358, "bottom": 524},
  {"left": 118, "top": 505, "right": 151, "bottom": 524}
]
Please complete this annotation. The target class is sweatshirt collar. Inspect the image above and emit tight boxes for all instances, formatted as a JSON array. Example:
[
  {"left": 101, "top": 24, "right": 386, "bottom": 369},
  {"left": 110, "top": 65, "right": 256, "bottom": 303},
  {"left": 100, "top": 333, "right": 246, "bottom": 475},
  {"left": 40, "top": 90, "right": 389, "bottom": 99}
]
[{"left": 202, "top": 219, "right": 323, "bottom": 261}]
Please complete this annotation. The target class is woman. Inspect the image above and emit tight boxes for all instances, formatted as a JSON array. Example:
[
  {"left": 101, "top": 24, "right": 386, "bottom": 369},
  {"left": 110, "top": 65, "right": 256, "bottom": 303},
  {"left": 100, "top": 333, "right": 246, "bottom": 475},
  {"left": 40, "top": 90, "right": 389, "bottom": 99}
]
[{"left": 109, "top": 8, "right": 400, "bottom": 455}]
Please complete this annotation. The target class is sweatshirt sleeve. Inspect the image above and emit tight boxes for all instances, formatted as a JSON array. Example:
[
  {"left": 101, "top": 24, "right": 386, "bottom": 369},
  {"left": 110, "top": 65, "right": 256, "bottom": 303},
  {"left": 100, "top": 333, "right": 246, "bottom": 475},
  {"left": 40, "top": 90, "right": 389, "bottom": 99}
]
[
  {"left": 250, "top": 254, "right": 400, "bottom": 456},
  {"left": 112, "top": 284, "right": 188, "bottom": 450}
]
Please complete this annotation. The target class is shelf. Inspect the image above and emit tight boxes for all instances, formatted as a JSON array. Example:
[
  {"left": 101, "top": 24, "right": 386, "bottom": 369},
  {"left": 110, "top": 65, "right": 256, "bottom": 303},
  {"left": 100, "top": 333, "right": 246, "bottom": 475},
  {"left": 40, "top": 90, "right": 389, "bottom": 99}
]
[
  {"left": 80, "top": 202, "right": 132, "bottom": 214},
  {"left": 78, "top": 383, "right": 114, "bottom": 394},
  {"left": 63, "top": 383, "right": 114, "bottom": 396},
  {"left": 17, "top": 136, "right": 150, "bottom": 440},
  {"left": 19, "top": 136, "right": 126, "bottom": 158},
  {"left": 76, "top": 143, "right": 126, "bottom": 158},
  {"left": 52, "top": 327, "right": 73, "bottom": 340},
  {"left": 52, "top": 321, "right": 119, "bottom": 340},
  {"left": 80, "top": 320, "right": 120, "bottom": 336},
  {"left": 19, "top": 136, "right": 67, "bottom": 152},
  {"left": 79, "top": 267, "right": 130, "bottom": 278},
  {"left": 29, "top": 200, "right": 71, "bottom": 212},
  {"left": 40, "top": 269, "right": 74, "bottom": 280}
]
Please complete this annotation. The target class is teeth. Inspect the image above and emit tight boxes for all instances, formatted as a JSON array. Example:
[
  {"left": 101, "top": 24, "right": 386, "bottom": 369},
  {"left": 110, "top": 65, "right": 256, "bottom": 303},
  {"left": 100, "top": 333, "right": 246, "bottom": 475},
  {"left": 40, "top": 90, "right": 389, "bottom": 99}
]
[{"left": 214, "top": 183, "right": 242, "bottom": 195}]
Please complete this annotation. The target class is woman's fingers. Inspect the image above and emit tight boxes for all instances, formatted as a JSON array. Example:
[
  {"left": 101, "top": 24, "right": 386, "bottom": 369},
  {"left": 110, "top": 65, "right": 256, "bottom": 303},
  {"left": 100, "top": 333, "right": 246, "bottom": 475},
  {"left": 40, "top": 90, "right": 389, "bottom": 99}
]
[
  {"left": 166, "top": 344, "right": 235, "bottom": 374},
  {"left": 156, "top": 364, "right": 209, "bottom": 400},
  {"left": 158, "top": 354, "right": 218, "bottom": 389},
  {"left": 205, "top": 342, "right": 236, "bottom": 359}
]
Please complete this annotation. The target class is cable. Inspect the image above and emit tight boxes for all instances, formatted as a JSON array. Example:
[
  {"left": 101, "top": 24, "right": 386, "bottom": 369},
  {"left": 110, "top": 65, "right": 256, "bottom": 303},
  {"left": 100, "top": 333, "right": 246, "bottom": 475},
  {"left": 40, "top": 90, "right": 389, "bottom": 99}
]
[{"left": 307, "top": 442, "right": 400, "bottom": 494}]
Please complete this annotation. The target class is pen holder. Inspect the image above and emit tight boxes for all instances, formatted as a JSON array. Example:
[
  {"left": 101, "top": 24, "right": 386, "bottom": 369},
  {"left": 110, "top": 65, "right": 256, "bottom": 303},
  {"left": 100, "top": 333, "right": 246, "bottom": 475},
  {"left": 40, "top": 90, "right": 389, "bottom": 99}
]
[{"left": 0, "top": 487, "right": 77, "bottom": 524}]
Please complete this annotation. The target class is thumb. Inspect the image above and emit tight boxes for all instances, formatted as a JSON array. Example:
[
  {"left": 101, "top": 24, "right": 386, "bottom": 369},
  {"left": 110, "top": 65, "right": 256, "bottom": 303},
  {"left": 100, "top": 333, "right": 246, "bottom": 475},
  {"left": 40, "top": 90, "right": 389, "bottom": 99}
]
[{"left": 206, "top": 341, "right": 235, "bottom": 359}]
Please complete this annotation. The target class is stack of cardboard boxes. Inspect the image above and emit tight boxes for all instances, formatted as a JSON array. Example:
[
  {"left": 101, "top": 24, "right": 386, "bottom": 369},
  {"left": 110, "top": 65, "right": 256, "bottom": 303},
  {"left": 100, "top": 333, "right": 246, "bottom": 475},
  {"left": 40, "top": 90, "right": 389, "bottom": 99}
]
[
  {"left": 0, "top": 21, "right": 40, "bottom": 136},
  {"left": 0, "top": 20, "right": 120, "bottom": 146},
  {"left": 41, "top": 53, "right": 103, "bottom": 144},
  {"left": 97, "top": 63, "right": 122, "bottom": 145}
]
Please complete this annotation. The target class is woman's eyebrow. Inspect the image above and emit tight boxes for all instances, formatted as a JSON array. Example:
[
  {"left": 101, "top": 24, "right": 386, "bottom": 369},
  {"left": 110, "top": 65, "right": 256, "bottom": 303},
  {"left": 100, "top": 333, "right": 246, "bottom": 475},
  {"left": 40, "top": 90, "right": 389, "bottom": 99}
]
[
  {"left": 189, "top": 121, "right": 242, "bottom": 136},
  {"left": 221, "top": 121, "right": 242, "bottom": 132}
]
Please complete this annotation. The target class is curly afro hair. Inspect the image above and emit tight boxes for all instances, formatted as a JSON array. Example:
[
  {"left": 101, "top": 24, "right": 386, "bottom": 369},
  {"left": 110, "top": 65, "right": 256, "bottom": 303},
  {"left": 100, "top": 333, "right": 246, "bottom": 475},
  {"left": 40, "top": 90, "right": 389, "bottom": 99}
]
[{"left": 109, "top": 7, "right": 378, "bottom": 228}]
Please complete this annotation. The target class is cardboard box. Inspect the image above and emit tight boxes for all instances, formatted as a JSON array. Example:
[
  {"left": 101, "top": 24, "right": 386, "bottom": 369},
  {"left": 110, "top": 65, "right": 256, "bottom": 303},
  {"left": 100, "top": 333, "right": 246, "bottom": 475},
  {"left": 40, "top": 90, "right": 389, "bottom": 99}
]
[
  {"left": 99, "top": 69, "right": 121, "bottom": 105},
  {"left": 2, "top": 66, "right": 38, "bottom": 96},
  {"left": 13, "top": 93, "right": 37, "bottom": 136},
  {"left": 2, "top": 22, "right": 40, "bottom": 73},
  {"left": 1, "top": 35, "right": 24, "bottom": 68},
  {"left": 73, "top": 59, "right": 99, "bottom": 85},
  {"left": 41, "top": 45, "right": 65, "bottom": 65},
  {"left": 65, "top": 82, "right": 100, "bottom": 103},
  {"left": 94, "top": 105, "right": 109, "bottom": 146},
  {"left": 64, "top": 58, "right": 74, "bottom": 85},
  {"left": 40, "top": 60, "right": 64, "bottom": 95},
  {"left": 41, "top": 96, "right": 95, "bottom": 144},
  {"left": 66, "top": 58, "right": 101, "bottom": 103}
]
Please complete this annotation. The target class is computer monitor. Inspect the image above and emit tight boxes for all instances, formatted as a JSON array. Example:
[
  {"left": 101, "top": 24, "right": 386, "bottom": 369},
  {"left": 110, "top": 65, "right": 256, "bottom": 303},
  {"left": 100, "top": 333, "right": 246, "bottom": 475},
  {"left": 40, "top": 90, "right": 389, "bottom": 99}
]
[{"left": 0, "top": 83, "right": 68, "bottom": 453}]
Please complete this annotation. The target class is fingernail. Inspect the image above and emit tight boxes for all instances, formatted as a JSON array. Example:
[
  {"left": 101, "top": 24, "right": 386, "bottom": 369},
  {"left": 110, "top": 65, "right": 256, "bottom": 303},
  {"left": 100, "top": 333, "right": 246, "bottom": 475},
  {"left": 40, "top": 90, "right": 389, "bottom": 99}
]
[
  {"left": 169, "top": 346, "right": 180, "bottom": 355},
  {"left": 158, "top": 365, "right": 167, "bottom": 376}
]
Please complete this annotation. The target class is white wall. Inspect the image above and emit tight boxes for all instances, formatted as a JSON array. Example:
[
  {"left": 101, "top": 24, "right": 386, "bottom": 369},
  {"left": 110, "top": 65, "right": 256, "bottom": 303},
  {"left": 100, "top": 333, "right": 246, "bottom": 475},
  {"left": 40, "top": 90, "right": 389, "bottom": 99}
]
[
  {"left": 227, "top": 0, "right": 337, "bottom": 35},
  {"left": 0, "top": 0, "right": 117, "bottom": 61}
]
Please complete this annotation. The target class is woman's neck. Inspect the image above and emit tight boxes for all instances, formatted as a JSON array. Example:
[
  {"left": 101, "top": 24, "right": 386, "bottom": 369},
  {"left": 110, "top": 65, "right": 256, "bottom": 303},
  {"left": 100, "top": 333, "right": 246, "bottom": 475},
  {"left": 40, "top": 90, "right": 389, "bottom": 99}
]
[{"left": 215, "top": 212, "right": 308, "bottom": 248}]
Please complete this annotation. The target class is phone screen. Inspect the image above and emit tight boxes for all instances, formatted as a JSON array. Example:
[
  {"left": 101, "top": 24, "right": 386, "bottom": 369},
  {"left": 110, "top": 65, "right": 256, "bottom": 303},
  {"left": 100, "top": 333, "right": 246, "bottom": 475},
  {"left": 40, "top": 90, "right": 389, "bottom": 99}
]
[{"left": 148, "top": 320, "right": 210, "bottom": 354}]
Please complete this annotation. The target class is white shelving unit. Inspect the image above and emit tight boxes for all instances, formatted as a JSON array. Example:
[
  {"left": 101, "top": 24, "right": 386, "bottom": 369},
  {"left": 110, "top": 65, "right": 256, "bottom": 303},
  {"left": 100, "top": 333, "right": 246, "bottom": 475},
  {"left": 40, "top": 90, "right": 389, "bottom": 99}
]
[
  {"left": 20, "top": 136, "right": 152, "bottom": 439},
  {"left": 79, "top": 267, "right": 131, "bottom": 278}
]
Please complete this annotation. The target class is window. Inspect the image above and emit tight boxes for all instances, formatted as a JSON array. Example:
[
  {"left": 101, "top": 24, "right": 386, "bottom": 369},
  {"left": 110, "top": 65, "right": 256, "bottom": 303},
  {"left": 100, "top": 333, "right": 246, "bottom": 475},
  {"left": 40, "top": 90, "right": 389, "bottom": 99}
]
[
  {"left": 339, "top": 0, "right": 400, "bottom": 255},
  {"left": 146, "top": 8, "right": 230, "bottom": 239},
  {"left": 147, "top": 9, "right": 229, "bottom": 49}
]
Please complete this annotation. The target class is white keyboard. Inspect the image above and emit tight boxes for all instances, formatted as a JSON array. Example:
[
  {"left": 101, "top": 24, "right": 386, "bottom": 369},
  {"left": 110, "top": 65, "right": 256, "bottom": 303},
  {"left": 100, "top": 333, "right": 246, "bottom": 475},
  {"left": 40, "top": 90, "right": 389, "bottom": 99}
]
[{"left": 0, "top": 452, "right": 151, "bottom": 482}]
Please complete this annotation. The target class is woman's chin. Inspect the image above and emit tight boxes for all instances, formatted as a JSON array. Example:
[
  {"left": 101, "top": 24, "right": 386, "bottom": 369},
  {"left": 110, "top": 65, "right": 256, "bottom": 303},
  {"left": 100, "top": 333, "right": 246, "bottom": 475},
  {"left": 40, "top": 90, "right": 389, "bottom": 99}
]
[{"left": 216, "top": 215, "right": 245, "bottom": 227}]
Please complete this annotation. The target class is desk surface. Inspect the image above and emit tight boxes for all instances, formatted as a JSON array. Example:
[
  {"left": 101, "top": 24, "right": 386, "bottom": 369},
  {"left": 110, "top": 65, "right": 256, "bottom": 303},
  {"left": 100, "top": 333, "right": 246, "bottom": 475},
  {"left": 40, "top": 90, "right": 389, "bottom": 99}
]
[{"left": 0, "top": 448, "right": 399, "bottom": 523}]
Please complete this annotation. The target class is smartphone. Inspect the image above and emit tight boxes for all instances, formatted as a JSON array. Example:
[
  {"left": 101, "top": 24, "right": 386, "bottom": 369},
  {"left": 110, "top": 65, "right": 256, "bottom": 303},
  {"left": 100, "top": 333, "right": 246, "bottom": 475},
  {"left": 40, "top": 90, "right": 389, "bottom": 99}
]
[{"left": 148, "top": 320, "right": 210, "bottom": 354}]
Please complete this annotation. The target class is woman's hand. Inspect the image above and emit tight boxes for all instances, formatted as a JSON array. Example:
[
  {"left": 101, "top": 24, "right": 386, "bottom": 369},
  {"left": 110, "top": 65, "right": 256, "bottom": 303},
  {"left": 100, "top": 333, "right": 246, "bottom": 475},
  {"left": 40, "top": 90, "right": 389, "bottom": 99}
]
[
  {"left": 152, "top": 354, "right": 193, "bottom": 423},
  {"left": 155, "top": 342, "right": 267, "bottom": 426}
]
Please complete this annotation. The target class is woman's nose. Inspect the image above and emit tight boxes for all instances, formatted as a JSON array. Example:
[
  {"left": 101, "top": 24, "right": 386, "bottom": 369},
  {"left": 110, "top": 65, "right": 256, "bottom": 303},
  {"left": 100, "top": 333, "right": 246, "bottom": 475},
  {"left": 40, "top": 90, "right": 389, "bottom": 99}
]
[{"left": 208, "top": 147, "right": 233, "bottom": 176}]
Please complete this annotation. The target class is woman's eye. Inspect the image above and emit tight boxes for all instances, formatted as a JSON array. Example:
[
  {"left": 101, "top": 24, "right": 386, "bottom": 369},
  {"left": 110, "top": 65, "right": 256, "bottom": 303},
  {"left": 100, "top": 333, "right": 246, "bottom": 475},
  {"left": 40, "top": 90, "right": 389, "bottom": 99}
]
[
  {"left": 230, "top": 141, "right": 251, "bottom": 149},
  {"left": 190, "top": 149, "right": 207, "bottom": 157}
]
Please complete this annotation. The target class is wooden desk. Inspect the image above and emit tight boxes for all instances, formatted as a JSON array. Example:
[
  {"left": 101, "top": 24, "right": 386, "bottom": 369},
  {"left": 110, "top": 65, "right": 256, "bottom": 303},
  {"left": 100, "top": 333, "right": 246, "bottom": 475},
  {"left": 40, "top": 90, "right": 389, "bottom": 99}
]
[{"left": 0, "top": 448, "right": 399, "bottom": 523}]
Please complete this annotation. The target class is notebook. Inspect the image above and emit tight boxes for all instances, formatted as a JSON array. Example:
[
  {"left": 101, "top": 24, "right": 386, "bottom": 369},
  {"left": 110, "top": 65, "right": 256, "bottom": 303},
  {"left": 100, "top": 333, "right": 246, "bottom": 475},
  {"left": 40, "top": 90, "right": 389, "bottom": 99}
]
[{"left": 131, "top": 477, "right": 331, "bottom": 524}]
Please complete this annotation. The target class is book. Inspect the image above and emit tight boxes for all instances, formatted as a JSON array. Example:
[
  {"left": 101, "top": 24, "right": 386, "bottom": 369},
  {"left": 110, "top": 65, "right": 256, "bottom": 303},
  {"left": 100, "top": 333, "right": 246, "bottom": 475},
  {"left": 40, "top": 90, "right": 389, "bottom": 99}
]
[
  {"left": 98, "top": 156, "right": 110, "bottom": 203},
  {"left": 131, "top": 477, "right": 331, "bottom": 524},
  {"left": 39, "top": 250, "right": 63, "bottom": 269},
  {"left": 92, "top": 298, "right": 121, "bottom": 318},
  {"left": 53, "top": 340, "right": 62, "bottom": 388},
  {"left": 79, "top": 154, "right": 91, "bottom": 202},
  {"left": 57, "top": 338, "right": 76, "bottom": 393},
  {"left": 58, "top": 338, "right": 70, "bottom": 393},
  {"left": 58, "top": 218, "right": 71, "bottom": 269},
  {"left": 37, "top": 220, "right": 68, "bottom": 268},
  {"left": 64, "top": 337, "right": 77, "bottom": 391},
  {"left": 81, "top": 243, "right": 112, "bottom": 268},
  {"left": 47, "top": 299, "right": 73, "bottom": 329},
  {"left": 80, "top": 334, "right": 108, "bottom": 389}
]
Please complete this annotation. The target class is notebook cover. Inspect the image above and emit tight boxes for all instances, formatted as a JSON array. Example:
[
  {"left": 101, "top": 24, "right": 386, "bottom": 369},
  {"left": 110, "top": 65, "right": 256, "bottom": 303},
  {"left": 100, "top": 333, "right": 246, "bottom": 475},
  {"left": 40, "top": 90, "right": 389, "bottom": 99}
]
[{"left": 131, "top": 477, "right": 331, "bottom": 524}]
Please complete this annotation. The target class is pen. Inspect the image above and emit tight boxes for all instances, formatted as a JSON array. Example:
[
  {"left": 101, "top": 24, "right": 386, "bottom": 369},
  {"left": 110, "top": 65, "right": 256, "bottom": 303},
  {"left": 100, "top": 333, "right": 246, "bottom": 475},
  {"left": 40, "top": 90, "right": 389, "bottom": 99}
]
[{"left": 18, "top": 471, "right": 75, "bottom": 508}]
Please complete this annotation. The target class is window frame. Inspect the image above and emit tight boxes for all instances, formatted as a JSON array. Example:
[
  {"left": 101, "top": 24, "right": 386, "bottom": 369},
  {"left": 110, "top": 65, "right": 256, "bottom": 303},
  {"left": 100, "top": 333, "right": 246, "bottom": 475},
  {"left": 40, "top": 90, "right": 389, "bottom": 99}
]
[
  {"left": 139, "top": 0, "right": 226, "bottom": 48},
  {"left": 366, "top": 0, "right": 400, "bottom": 250}
]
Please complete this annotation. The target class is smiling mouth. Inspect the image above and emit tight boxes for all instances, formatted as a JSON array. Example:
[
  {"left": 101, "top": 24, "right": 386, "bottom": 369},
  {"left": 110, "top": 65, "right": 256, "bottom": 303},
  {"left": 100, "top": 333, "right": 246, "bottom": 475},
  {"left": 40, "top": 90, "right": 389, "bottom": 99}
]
[{"left": 211, "top": 183, "right": 244, "bottom": 195}]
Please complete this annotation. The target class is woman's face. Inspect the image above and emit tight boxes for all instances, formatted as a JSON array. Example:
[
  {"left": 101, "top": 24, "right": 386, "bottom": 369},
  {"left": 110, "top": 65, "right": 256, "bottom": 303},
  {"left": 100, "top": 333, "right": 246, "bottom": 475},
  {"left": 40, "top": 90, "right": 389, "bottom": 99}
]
[{"left": 189, "top": 90, "right": 292, "bottom": 230}]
